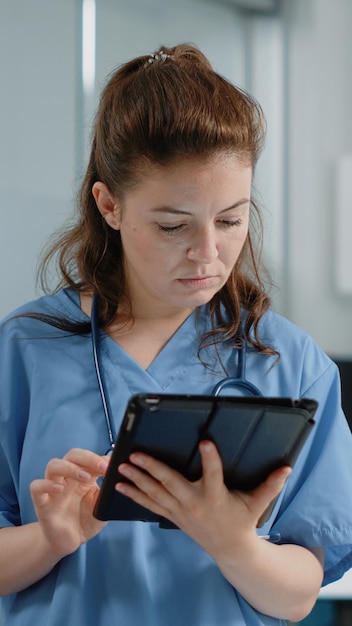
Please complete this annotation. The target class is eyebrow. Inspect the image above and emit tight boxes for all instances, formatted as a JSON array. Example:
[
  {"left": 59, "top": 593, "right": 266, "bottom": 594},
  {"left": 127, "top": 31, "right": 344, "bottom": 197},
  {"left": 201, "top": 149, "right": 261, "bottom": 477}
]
[{"left": 150, "top": 198, "right": 250, "bottom": 216}]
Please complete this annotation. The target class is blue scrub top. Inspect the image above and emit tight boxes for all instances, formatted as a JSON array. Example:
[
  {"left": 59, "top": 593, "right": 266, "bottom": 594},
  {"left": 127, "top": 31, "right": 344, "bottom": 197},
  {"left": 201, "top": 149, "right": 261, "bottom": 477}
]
[{"left": 1, "top": 288, "right": 352, "bottom": 626}]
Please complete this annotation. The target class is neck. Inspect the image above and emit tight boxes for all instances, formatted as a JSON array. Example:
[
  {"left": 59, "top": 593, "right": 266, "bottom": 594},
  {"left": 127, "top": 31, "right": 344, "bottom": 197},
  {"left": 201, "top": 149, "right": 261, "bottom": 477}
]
[{"left": 108, "top": 309, "right": 195, "bottom": 370}]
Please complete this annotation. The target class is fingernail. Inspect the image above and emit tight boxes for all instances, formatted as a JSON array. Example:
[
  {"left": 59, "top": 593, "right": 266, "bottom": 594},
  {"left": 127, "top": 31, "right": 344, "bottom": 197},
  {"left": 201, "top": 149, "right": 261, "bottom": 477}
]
[
  {"left": 278, "top": 469, "right": 292, "bottom": 486},
  {"left": 201, "top": 441, "right": 214, "bottom": 452},
  {"left": 78, "top": 469, "right": 91, "bottom": 481},
  {"left": 119, "top": 464, "right": 132, "bottom": 477},
  {"left": 116, "top": 482, "right": 127, "bottom": 494},
  {"left": 130, "top": 453, "right": 145, "bottom": 466},
  {"left": 98, "top": 460, "right": 109, "bottom": 473},
  {"left": 52, "top": 483, "right": 64, "bottom": 492}
]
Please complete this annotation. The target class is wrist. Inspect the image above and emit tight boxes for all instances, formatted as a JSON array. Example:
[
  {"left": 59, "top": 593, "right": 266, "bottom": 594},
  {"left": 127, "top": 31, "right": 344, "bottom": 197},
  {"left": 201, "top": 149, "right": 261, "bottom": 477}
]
[
  {"left": 35, "top": 522, "right": 70, "bottom": 563},
  {"left": 210, "top": 527, "right": 260, "bottom": 569}
]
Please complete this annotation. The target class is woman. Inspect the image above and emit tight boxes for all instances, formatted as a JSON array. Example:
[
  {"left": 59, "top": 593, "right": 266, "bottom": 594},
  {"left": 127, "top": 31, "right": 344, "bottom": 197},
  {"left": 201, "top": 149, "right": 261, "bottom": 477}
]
[{"left": 0, "top": 43, "right": 352, "bottom": 626}]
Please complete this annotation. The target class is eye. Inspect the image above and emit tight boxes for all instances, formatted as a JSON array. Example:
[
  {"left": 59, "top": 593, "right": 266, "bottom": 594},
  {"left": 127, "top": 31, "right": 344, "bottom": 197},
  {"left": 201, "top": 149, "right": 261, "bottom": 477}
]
[
  {"left": 157, "top": 224, "right": 186, "bottom": 235},
  {"left": 217, "top": 218, "right": 243, "bottom": 228}
]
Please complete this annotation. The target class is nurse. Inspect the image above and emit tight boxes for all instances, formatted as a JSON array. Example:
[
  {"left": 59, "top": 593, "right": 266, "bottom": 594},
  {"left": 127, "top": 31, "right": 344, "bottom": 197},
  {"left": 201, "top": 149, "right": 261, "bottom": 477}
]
[{"left": 1, "top": 43, "right": 352, "bottom": 626}]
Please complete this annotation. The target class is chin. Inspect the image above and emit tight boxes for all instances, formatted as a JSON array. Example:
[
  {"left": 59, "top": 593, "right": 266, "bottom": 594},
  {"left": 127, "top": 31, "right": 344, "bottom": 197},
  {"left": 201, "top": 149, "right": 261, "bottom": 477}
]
[{"left": 173, "top": 291, "right": 217, "bottom": 310}]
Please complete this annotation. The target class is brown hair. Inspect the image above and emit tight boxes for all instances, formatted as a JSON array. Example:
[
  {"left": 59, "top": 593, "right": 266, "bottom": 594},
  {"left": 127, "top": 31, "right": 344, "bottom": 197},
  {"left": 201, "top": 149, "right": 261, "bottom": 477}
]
[{"left": 39, "top": 43, "right": 273, "bottom": 355}]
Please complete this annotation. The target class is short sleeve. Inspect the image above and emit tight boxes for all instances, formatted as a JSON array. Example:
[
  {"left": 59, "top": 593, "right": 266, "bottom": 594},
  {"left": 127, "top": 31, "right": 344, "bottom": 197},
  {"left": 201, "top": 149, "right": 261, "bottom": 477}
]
[
  {"left": 0, "top": 444, "right": 21, "bottom": 527},
  {"left": 271, "top": 361, "right": 352, "bottom": 586},
  {"left": 0, "top": 317, "right": 31, "bottom": 528}
]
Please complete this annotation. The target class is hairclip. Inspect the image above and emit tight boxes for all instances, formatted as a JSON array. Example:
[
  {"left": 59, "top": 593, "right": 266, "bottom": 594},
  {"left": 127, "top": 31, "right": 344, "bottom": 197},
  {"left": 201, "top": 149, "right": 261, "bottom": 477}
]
[{"left": 147, "top": 50, "right": 171, "bottom": 65}]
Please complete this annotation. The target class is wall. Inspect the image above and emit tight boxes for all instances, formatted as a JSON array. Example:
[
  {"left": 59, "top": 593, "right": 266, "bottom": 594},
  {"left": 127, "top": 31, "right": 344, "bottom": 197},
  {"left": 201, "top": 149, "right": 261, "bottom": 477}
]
[
  {"left": 282, "top": 0, "right": 352, "bottom": 356},
  {"left": 0, "top": 0, "right": 79, "bottom": 315}
]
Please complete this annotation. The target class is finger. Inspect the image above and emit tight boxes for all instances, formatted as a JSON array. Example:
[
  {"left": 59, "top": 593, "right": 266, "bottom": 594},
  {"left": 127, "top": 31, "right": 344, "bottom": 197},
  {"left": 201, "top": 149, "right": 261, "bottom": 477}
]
[
  {"left": 259, "top": 465, "right": 292, "bottom": 498},
  {"left": 128, "top": 452, "right": 191, "bottom": 499},
  {"left": 247, "top": 465, "right": 292, "bottom": 516},
  {"left": 44, "top": 449, "right": 108, "bottom": 483},
  {"left": 117, "top": 460, "right": 181, "bottom": 519},
  {"left": 115, "top": 472, "right": 169, "bottom": 519},
  {"left": 30, "top": 478, "right": 64, "bottom": 507},
  {"left": 198, "top": 440, "right": 224, "bottom": 491},
  {"left": 117, "top": 453, "right": 193, "bottom": 516},
  {"left": 64, "top": 448, "right": 109, "bottom": 475},
  {"left": 45, "top": 458, "right": 94, "bottom": 483}
]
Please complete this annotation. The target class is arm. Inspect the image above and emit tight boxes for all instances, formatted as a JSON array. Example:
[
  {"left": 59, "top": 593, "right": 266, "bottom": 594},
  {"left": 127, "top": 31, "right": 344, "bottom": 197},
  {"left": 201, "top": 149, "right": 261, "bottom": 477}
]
[
  {"left": 217, "top": 535, "right": 323, "bottom": 622},
  {"left": 0, "top": 449, "right": 108, "bottom": 596},
  {"left": 116, "top": 441, "right": 324, "bottom": 622},
  {"left": 0, "top": 523, "right": 61, "bottom": 596}
]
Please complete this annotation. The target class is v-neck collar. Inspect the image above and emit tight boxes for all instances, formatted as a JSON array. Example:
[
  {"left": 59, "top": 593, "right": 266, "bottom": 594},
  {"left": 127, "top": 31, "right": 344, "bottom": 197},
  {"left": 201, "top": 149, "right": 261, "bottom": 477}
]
[
  {"left": 99, "top": 307, "right": 210, "bottom": 391},
  {"left": 60, "top": 289, "right": 211, "bottom": 391}
]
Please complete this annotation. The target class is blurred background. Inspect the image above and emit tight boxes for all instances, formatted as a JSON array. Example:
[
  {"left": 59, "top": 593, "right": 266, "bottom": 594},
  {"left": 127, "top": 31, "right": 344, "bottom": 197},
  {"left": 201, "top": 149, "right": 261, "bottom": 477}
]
[{"left": 1, "top": 0, "right": 352, "bottom": 623}]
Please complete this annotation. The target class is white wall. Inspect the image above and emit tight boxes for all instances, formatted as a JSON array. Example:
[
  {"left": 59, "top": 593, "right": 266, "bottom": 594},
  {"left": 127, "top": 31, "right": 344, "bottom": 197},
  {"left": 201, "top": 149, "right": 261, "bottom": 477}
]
[
  {"left": 282, "top": 0, "right": 352, "bottom": 356},
  {"left": 0, "top": 0, "right": 78, "bottom": 315}
]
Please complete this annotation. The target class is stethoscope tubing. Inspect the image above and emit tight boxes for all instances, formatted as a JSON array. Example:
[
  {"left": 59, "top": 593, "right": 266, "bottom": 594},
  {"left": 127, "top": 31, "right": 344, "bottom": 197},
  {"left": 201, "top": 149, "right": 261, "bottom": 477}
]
[
  {"left": 91, "top": 293, "right": 116, "bottom": 450},
  {"left": 211, "top": 347, "right": 263, "bottom": 397},
  {"left": 91, "top": 293, "right": 263, "bottom": 452}
]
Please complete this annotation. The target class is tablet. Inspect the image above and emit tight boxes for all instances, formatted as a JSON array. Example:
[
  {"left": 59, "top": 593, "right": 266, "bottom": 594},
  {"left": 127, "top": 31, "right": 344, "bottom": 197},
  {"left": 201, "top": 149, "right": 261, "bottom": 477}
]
[{"left": 93, "top": 393, "right": 317, "bottom": 527}]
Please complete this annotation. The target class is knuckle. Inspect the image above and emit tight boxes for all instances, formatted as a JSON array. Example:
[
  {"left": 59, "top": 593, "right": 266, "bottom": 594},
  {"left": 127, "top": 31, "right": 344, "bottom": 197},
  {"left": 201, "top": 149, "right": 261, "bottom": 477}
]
[
  {"left": 148, "top": 482, "right": 164, "bottom": 502},
  {"left": 160, "top": 476, "right": 175, "bottom": 492},
  {"left": 64, "top": 447, "right": 82, "bottom": 460},
  {"left": 46, "top": 457, "right": 60, "bottom": 471}
]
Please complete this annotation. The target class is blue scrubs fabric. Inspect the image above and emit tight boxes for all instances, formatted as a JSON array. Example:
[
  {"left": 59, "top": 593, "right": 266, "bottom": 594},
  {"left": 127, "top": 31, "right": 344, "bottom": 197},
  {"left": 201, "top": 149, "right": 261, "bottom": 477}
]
[{"left": 1, "top": 289, "right": 352, "bottom": 626}]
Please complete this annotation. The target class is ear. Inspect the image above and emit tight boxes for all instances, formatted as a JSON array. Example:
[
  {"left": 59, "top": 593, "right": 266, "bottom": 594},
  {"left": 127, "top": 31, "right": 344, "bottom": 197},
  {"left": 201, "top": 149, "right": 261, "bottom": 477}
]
[{"left": 92, "top": 181, "right": 121, "bottom": 230}]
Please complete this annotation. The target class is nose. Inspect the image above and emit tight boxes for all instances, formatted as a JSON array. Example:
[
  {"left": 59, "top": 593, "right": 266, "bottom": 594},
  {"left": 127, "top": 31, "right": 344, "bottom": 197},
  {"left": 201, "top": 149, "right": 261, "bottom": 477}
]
[{"left": 186, "top": 226, "right": 219, "bottom": 263}]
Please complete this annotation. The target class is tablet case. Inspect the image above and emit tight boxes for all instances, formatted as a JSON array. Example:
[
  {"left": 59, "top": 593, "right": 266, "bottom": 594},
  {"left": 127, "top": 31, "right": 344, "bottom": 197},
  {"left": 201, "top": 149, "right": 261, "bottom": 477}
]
[{"left": 93, "top": 394, "right": 317, "bottom": 527}]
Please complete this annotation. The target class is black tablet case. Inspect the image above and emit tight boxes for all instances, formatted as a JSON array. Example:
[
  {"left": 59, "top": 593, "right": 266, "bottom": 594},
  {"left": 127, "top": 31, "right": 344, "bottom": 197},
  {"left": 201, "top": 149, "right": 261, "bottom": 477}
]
[{"left": 93, "top": 394, "right": 317, "bottom": 526}]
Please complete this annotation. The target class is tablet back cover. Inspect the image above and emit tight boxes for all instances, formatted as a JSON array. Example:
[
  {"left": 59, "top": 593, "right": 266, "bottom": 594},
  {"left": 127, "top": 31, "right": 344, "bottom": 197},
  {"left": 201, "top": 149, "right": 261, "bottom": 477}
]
[{"left": 93, "top": 394, "right": 316, "bottom": 523}]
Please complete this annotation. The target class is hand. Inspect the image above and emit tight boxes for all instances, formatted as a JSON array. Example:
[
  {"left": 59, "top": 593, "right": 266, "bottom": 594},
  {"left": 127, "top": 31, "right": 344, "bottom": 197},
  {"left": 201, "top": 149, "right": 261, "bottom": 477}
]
[
  {"left": 30, "top": 448, "right": 109, "bottom": 558},
  {"left": 116, "top": 441, "right": 291, "bottom": 560}
]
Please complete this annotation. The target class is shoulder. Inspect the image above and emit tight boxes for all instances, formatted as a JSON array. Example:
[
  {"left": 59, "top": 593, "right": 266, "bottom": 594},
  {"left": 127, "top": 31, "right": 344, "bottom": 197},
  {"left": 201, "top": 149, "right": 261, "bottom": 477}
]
[
  {"left": 258, "top": 309, "right": 328, "bottom": 357},
  {"left": 0, "top": 289, "right": 86, "bottom": 336},
  {"left": 0, "top": 290, "right": 89, "bottom": 414},
  {"left": 1, "top": 288, "right": 83, "bottom": 321},
  {"left": 257, "top": 309, "right": 316, "bottom": 348},
  {"left": 256, "top": 308, "right": 307, "bottom": 336},
  {"left": 257, "top": 309, "right": 337, "bottom": 395}
]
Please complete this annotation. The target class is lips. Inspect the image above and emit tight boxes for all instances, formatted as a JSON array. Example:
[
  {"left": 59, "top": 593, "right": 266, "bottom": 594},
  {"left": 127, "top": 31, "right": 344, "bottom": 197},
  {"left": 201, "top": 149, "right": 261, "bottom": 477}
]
[
  {"left": 181, "top": 276, "right": 213, "bottom": 280},
  {"left": 177, "top": 275, "right": 219, "bottom": 289}
]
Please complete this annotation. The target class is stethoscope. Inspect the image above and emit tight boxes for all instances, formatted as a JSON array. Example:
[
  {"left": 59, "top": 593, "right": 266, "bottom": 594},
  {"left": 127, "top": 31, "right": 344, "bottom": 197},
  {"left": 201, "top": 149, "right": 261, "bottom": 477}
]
[{"left": 91, "top": 293, "right": 263, "bottom": 452}]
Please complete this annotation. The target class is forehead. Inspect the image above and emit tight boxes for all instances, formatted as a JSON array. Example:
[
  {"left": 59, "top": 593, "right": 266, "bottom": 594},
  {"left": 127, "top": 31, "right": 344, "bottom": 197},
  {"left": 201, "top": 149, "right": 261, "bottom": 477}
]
[
  {"left": 116, "top": 155, "right": 252, "bottom": 222},
  {"left": 129, "top": 153, "right": 253, "bottom": 195}
]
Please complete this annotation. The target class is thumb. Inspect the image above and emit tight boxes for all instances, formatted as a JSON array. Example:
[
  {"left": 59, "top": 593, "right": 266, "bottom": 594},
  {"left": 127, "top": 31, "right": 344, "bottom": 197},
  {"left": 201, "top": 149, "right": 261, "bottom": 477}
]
[
  {"left": 262, "top": 465, "right": 292, "bottom": 494},
  {"left": 251, "top": 465, "right": 292, "bottom": 522}
]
